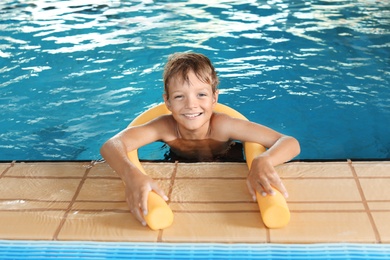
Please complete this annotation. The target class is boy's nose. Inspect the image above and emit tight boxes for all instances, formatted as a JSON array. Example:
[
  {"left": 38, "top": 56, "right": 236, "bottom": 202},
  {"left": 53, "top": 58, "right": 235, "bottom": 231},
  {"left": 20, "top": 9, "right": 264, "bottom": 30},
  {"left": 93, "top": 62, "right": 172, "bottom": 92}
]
[{"left": 185, "top": 95, "right": 199, "bottom": 108}]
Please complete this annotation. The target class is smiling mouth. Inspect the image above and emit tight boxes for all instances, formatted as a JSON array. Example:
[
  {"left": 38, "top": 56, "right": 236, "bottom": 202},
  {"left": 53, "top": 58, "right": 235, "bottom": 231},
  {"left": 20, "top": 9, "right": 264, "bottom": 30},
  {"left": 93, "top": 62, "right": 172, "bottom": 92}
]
[{"left": 183, "top": 113, "right": 203, "bottom": 118}]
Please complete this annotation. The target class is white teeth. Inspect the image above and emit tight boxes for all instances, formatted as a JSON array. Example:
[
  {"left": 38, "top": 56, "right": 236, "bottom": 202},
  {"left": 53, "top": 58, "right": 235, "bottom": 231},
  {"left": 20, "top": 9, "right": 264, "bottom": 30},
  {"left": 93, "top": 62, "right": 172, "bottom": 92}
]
[{"left": 184, "top": 113, "right": 201, "bottom": 118}]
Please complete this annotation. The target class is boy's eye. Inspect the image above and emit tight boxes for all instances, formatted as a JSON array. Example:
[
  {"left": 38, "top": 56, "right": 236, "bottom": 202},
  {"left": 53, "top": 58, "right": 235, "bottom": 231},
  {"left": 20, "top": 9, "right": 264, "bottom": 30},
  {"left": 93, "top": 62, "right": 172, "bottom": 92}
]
[
  {"left": 174, "top": 95, "right": 183, "bottom": 99},
  {"left": 198, "top": 93, "right": 207, "bottom": 97}
]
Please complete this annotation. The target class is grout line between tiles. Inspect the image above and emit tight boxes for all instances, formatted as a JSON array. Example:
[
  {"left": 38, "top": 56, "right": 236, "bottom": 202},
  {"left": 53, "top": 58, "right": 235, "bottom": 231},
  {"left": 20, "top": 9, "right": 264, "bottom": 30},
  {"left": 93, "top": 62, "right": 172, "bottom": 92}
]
[
  {"left": 266, "top": 228, "right": 271, "bottom": 243},
  {"left": 52, "top": 161, "right": 94, "bottom": 240},
  {"left": 0, "top": 161, "right": 15, "bottom": 178},
  {"left": 348, "top": 159, "right": 381, "bottom": 243}
]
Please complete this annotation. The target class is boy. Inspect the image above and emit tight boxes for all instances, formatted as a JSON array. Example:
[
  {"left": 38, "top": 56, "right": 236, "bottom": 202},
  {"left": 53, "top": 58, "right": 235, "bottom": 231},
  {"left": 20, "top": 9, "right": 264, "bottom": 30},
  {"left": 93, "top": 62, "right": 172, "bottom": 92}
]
[{"left": 100, "top": 52, "right": 300, "bottom": 226}]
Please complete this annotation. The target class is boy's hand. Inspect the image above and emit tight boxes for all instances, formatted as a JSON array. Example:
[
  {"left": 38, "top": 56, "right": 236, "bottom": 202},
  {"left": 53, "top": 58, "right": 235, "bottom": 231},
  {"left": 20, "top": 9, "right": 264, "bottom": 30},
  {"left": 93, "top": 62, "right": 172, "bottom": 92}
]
[
  {"left": 246, "top": 155, "right": 288, "bottom": 201},
  {"left": 124, "top": 171, "right": 168, "bottom": 226}
]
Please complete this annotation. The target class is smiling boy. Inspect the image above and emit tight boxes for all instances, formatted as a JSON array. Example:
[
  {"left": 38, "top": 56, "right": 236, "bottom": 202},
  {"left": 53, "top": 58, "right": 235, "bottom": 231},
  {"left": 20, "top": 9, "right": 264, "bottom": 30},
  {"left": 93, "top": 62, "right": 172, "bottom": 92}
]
[{"left": 100, "top": 52, "right": 300, "bottom": 226}]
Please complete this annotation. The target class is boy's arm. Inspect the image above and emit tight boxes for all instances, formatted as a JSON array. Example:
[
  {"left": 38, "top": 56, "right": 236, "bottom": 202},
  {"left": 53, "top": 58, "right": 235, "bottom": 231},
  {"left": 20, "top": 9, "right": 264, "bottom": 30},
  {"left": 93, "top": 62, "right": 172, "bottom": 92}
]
[
  {"left": 215, "top": 115, "right": 300, "bottom": 199},
  {"left": 246, "top": 135, "right": 300, "bottom": 199},
  {"left": 100, "top": 120, "right": 169, "bottom": 225}
]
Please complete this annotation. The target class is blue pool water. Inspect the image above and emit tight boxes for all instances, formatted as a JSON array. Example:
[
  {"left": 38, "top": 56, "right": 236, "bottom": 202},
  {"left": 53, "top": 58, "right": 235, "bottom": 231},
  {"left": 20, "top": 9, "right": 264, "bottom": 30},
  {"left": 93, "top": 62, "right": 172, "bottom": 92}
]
[
  {"left": 0, "top": 0, "right": 389, "bottom": 161},
  {"left": 1, "top": 241, "right": 390, "bottom": 260}
]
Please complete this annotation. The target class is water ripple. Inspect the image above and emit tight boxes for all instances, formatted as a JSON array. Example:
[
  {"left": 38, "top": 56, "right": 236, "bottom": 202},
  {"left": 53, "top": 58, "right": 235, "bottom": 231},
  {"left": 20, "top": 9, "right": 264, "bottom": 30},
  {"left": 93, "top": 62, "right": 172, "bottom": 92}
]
[{"left": 0, "top": 0, "right": 389, "bottom": 160}]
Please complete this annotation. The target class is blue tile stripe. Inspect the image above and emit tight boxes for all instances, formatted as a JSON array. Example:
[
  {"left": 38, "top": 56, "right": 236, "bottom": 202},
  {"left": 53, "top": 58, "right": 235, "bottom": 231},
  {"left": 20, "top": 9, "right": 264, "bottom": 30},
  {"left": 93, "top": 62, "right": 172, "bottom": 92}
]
[{"left": 0, "top": 241, "right": 390, "bottom": 259}]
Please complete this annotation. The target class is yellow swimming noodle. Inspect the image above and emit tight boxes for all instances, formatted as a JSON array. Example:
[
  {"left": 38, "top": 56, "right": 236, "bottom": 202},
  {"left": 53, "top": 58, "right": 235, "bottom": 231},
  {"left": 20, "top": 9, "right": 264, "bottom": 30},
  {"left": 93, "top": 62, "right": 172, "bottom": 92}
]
[{"left": 127, "top": 103, "right": 290, "bottom": 229}]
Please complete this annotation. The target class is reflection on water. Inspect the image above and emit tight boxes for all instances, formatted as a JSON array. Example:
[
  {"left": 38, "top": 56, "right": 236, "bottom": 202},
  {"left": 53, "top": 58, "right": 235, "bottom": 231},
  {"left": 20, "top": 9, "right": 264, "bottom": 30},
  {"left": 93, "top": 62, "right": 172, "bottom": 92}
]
[{"left": 0, "top": 0, "right": 389, "bottom": 160}]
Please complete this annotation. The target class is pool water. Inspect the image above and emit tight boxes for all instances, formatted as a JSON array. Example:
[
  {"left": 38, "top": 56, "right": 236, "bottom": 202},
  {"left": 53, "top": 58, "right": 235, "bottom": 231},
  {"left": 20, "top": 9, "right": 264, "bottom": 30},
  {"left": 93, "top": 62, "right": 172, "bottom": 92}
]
[{"left": 0, "top": 0, "right": 389, "bottom": 161}]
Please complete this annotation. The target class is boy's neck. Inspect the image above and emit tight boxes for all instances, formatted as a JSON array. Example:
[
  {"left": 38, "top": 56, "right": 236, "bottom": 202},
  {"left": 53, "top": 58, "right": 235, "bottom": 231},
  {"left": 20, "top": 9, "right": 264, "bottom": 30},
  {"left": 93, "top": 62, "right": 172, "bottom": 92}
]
[{"left": 176, "top": 123, "right": 211, "bottom": 140}]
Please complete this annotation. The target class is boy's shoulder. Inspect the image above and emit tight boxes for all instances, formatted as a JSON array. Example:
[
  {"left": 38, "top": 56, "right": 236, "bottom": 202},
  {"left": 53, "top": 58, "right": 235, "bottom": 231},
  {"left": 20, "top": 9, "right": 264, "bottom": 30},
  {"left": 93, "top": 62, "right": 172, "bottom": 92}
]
[{"left": 211, "top": 112, "right": 236, "bottom": 129}]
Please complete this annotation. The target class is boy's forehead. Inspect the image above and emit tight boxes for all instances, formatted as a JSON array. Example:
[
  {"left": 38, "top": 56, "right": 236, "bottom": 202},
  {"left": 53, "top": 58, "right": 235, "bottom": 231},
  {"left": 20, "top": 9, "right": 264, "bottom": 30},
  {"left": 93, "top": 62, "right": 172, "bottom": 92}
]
[{"left": 169, "top": 71, "right": 211, "bottom": 90}]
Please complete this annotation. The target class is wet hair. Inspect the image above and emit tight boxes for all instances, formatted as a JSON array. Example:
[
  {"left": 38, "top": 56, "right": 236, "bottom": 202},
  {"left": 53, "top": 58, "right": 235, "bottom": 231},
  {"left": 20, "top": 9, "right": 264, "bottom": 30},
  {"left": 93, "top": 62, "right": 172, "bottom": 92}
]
[{"left": 163, "top": 52, "right": 219, "bottom": 99}]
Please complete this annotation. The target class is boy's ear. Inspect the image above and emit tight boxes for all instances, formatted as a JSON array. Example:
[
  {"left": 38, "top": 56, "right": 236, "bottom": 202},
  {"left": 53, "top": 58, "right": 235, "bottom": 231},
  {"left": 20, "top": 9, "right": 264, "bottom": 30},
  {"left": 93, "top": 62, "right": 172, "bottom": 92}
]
[
  {"left": 212, "top": 90, "right": 219, "bottom": 106},
  {"left": 163, "top": 94, "right": 172, "bottom": 111}
]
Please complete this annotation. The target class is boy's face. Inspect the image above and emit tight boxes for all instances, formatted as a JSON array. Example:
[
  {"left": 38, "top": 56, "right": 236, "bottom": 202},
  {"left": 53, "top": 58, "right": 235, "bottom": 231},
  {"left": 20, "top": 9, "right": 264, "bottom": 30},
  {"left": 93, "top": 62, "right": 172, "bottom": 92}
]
[{"left": 164, "top": 70, "right": 218, "bottom": 134}]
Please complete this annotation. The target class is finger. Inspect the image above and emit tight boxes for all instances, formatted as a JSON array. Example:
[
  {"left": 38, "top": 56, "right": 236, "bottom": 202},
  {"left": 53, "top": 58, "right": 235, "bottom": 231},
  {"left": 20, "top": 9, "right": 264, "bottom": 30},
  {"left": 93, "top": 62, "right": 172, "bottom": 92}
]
[
  {"left": 246, "top": 179, "right": 256, "bottom": 201},
  {"left": 140, "top": 187, "right": 151, "bottom": 217},
  {"left": 127, "top": 196, "right": 147, "bottom": 226},
  {"left": 151, "top": 183, "right": 169, "bottom": 201},
  {"left": 273, "top": 179, "right": 289, "bottom": 198},
  {"left": 259, "top": 178, "right": 275, "bottom": 196},
  {"left": 254, "top": 181, "right": 268, "bottom": 197},
  {"left": 267, "top": 173, "right": 289, "bottom": 198},
  {"left": 131, "top": 207, "right": 146, "bottom": 226}
]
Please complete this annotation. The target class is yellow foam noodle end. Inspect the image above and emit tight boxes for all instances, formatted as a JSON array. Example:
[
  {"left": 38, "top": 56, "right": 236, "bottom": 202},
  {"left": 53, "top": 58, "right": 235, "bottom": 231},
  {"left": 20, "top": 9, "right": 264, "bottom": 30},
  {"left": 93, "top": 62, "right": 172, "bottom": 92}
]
[
  {"left": 144, "top": 191, "right": 174, "bottom": 231},
  {"left": 256, "top": 188, "right": 290, "bottom": 229}
]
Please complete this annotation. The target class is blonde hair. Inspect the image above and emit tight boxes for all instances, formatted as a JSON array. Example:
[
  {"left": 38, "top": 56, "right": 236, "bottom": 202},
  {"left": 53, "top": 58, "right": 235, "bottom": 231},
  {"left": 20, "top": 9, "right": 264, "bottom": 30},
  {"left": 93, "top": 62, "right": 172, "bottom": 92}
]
[{"left": 163, "top": 52, "right": 219, "bottom": 99}]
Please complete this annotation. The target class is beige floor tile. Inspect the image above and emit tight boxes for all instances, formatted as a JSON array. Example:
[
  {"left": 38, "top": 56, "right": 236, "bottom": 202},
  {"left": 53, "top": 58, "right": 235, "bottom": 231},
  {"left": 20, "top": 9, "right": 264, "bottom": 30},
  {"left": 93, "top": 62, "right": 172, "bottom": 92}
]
[
  {"left": 289, "top": 202, "right": 365, "bottom": 211},
  {"left": 0, "top": 163, "right": 11, "bottom": 175},
  {"left": 0, "top": 200, "right": 69, "bottom": 210},
  {"left": 142, "top": 162, "right": 176, "bottom": 179},
  {"left": 57, "top": 211, "right": 159, "bottom": 241},
  {"left": 170, "top": 202, "right": 258, "bottom": 212},
  {"left": 162, "top": 212, "right": 266, "bottom": 242},
  {"left": 88, "top": 162, "right": 118, "bottom": 178},
  {"left": 77, "top": 179, "right": 124, "bottom": 202},
  {"left": 5, "top": 162, "right": 88, "bottom": 177},
  {"left": 270, "top": 212, "right": 376, "bottom": 243},
  {"left": 371, "top": 212, "right": 390, "bottom": 243},
  {"left": 77, "top": 179, "right": 172, "bottom": 202},
  {"left": 276, "top": 161, "right": 352, "bottom": 178},
  {"left": 171, "top": 179, "right": 250, "bottom": 203},
  {"left": 88, "top": 162, "right": 175, "bottom": 179},
  {"left": 352, "top": 161, "right": 390, "bottom": 177},
  {"left": 0, "top": 211, "right": 65, "bottom": 240},
  {"left": 359, "top": 179, "right": 390, "bottom": 201},
  {"left": 72, "top": 201, "right": 129, "bottom": 211},
  {"left": 368, "top": 202, "right": 390, "bottom": 211},
  {"left": 0, "top": 178, "right": 81, "bottom": 202},
  {"left": 285, "top": 178, "right": 361, "bottom": 203},
  {"left": 176, "top": 162, "right": 248, "bottom": 178}
]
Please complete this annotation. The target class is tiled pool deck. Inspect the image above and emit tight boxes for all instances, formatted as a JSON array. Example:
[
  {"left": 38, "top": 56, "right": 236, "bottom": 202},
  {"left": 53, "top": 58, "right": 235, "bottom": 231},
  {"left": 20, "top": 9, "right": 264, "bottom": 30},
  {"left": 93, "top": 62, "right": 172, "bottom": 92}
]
[{"left": 0, "top": 160, "right": 389, "bottom": 243}]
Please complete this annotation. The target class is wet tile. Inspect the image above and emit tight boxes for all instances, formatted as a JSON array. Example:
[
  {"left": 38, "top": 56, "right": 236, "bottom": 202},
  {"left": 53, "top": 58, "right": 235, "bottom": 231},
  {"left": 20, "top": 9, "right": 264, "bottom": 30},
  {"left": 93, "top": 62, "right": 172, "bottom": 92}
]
[
  {"left": 276, "top": 161, "right": 353, "bottom": 178},
  {"left": 77, "top": 179, "right": 124, "bottom": 202},
  {"left": 270, "top": 212, "right": 376, "bottom": 243},
  {"left": 371, "top": 212, "right": 390, "bottom": 243},
  {"left": 5, "top": 162, "right": 88, "bottom": 177},
  {"left": 57, "top": 211, "right": 159, "bottom": 241},
  {"left": 0, "top": 163, "right": 12, "bottom": 176},
  {"left": 171, "top": 179, "right": 251, "bottom": 203},
  {"left": 88, "top": 162, "right": 175, "bottom": 179},
  {"left": 351, "top": 161, "right": 390, "bottom": 177},
  {"left": 176, "top": 162, "right": 248, "bottom": 178},
  {"left": 0, "top": 200, "right": 69, "bottom": 210},
  {"left": 162, "top": 212, "right": 266, "bottom": 242},
  {"left": 0, "top": 178, "right": 81, "bottom": 202},
  {"left": 368, "top": 202, "right": 390, "bottom": 211},
  {"left": 285, "top": 178, "right": 361, "bottom": 203},
  {"left": 359, "top": 179, "right": 390, "bottom": 201},
  {"left": 72, "top": 201, "right": 129, "bottom": 211},
  {"left": 288, "top": 202, "right": 365, "bottom": 211},
  {"left": 0, "top": 211, "right": 65, "bottom": 240},
  {"left": 170, "top": 202, "right": 258, "bottom": 212},
  {"left": 87, "top": 163, "right": 118, "bottom": 178},
  {"left": 77, "top": 178, "right": 172, "bottom": 202},
  {"left": 143, "top": 162, "right": 176, "bottom": 179}
]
